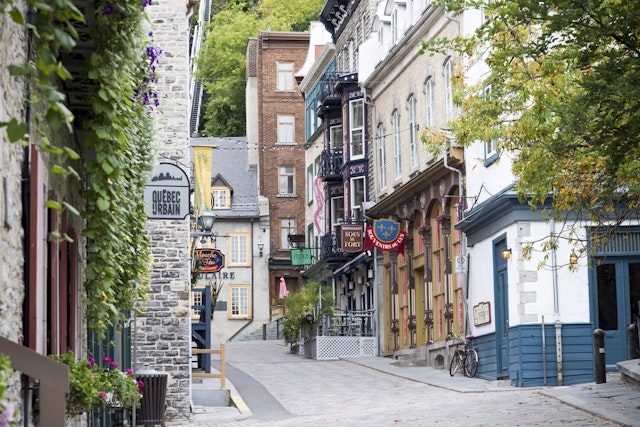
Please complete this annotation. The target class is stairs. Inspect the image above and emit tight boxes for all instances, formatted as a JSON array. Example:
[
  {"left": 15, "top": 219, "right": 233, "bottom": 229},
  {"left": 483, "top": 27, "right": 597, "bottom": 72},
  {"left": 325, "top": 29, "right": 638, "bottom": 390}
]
[{"left": 235, "top": 318, "right": 284, "bottom": 342}]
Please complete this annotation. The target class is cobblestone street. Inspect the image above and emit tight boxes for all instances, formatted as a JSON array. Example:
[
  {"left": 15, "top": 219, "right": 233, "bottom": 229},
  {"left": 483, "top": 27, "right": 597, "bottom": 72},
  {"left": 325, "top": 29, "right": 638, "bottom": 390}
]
[{"left": 174, "top": 341, "right": 640, "bottom": 426}]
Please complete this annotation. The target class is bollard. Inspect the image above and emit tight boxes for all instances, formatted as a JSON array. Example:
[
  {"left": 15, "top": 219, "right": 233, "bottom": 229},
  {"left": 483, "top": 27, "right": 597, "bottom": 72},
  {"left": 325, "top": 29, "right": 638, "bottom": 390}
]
[
  {"left": 629, "top": 323, "right": 639, "bottom": 359},
  {"left": 263, "top": 323, "right": 267, "bottom": 340},
  {"left": 593, "top": 328, "right": 606, "bottom": 384}
]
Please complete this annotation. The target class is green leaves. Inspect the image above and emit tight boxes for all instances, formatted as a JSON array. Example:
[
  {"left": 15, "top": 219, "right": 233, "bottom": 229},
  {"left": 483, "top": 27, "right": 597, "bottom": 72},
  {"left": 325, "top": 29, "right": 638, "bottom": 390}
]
[
  {"left": 2, "top": 0, "right": 155, "bottom": 339},
  {"left": 0, "top": 118, "right": 28, "bottom": 142},
  {"left": 429, "top": 0, "right": 640, "bottom": 246}
]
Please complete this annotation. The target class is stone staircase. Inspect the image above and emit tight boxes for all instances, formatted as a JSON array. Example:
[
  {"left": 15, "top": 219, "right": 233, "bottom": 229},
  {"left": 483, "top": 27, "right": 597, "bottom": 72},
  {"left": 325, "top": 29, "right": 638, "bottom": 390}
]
[{"left": 234, "top": 318, "right": 284, "bottom": 341}]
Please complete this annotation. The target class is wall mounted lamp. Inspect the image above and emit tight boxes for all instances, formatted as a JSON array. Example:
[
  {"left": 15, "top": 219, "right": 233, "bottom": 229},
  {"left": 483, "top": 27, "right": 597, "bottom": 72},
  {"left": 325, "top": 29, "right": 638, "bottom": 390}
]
[
  {"left": 501, "top": 248, "right": 512, "bottom": 260},
  {"left": 258, "top": 240, "right": 264, "bottom": 257},
  {"left": 193, "top": 209, "right": 218, "bottom": 244},
  {"left": 198, "top": 209, "right": 217, "bottom": 232},
  {"left": 569, "top": 251, "right": 578, "bottom": 265}
]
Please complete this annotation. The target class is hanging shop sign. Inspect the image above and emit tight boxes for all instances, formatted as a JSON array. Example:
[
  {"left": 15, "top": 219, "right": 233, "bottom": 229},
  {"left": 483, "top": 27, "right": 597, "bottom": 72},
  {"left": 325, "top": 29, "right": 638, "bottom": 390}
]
[
  {"left": 143, "top": 163, "right": 190, "bottom": 220},
  {"left": 341, "top": 224, "right": 363, "bottom": 252},
  {"left": 366, "top": 219, "right": 406, "bottom": 252},
  {"left": 194, "top": 248, "right": 225, "bottom": 273},
  {"left": 291, "top": 248, "right": 312, "bottom": 265}
]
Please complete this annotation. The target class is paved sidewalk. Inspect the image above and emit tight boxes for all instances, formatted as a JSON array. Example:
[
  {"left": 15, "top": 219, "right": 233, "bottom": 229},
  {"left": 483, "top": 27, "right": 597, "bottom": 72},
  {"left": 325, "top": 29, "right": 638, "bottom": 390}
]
[
  {"left": 171, "top": 342, "right": 640, "bottom": 426},
  {"left": 345, "top": 356, "right": 640, "bottom": 427}
]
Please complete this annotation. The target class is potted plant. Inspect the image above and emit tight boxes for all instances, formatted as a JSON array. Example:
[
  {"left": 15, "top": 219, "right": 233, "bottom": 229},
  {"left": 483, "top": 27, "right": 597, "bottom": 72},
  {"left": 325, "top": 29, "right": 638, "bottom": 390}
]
[
  {"left": 51, "top": 352, "right": 107, "bottom": 417},
  {"left": 100, "top": 357, "right": 143, "bottom": 427},
  {"left": 51, "top": 352, "right": 143, "bottom": 421}
]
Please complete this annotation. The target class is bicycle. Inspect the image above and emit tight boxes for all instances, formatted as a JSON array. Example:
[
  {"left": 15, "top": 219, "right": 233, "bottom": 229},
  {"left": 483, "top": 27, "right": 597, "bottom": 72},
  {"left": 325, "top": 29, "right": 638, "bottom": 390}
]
[{"left": 448, "top": 334, "right": 479, "bottom": 377}]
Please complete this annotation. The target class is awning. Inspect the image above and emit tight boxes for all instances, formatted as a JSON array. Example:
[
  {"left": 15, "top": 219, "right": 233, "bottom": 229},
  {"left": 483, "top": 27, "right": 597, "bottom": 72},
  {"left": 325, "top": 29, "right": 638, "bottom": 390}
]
[{"left": 333, "top": 250, "right": 370, "bottom": 279}]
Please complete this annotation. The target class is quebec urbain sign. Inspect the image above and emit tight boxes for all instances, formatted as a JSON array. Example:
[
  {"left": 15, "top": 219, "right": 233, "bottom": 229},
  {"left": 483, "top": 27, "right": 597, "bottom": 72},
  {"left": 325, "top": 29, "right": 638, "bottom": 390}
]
[{"left": 144, "top": 163, "right": 190, "bottom": 220}]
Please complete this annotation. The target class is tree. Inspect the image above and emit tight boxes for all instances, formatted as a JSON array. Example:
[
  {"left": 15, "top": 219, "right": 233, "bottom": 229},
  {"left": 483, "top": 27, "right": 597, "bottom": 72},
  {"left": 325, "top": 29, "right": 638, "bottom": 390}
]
[
  {"left": 197, "top": 0, "right": 324, "bottom": 136},
  {"left": 422, "top": 0, "right": 640, "bottom": 254},
  {"left": 198, "top": 4, "right": 261, "bottom": 136}
]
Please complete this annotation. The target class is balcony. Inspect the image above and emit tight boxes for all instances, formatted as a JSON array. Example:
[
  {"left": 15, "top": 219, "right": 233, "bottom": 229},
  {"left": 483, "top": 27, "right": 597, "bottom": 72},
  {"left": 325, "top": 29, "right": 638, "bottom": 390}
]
[
  {"left": 321, "top": 148, "right": 343, "bottom": 180},
  {"left": 317, "top": 72, "right": 341, "bottom": 114},
  {"left": 321, "top": 232, "right": 349, "bottom": 265}
]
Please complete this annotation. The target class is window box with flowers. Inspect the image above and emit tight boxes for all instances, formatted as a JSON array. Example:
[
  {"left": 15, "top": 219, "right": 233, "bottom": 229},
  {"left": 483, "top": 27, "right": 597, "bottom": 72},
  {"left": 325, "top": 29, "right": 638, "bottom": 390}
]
[{"left": 51, "top": 352, "right": 143, "bottom": 420}]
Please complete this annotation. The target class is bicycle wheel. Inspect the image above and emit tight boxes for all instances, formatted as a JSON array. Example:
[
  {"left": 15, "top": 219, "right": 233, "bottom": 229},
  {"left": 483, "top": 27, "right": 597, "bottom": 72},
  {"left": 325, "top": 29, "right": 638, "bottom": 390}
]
[
  {"left": 464, "top": 349, "right": 479, "bottom": 377},
  {"left": 449, "top": 351, "right": 462, "bottom": 376}
]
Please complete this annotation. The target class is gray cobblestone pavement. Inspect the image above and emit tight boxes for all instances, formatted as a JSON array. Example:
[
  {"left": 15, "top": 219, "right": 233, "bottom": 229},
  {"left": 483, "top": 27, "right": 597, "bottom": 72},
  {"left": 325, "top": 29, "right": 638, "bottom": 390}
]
[{"left": 169, "top": 341, "right": 640, "bottom": 426}]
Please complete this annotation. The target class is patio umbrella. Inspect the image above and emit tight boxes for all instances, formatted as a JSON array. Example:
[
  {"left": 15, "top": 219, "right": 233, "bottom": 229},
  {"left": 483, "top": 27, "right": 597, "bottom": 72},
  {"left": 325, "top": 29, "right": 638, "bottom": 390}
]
[{"left": 278, "top": 277, "right": 289, "bottom": 299}]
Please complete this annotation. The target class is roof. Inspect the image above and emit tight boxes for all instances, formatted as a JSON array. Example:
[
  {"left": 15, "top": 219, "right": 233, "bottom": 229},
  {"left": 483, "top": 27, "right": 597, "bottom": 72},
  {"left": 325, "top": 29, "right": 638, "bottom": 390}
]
[{"left": 191, "top": 136, "right": 259, "bottom": 218}]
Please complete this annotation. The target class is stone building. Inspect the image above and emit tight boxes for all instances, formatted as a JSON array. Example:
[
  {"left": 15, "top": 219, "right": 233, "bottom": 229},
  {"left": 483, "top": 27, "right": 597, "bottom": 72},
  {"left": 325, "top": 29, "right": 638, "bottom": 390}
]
[
  {"left": 246, "top": 31, "right": 310, "bottom": 316},
  {"left": 0, "top": 0, "right": 196, "bottom": 423},
  {"left": 136, "top": 0, "right": 192, "bottom": 421}
]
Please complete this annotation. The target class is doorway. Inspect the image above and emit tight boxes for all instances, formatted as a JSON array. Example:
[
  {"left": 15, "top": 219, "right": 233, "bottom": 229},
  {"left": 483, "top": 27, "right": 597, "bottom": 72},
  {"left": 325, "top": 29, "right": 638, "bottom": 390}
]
[
  {"left": 594, "top": 259, "right": 640, "bottom": 369},
  {"left": 493, "top": 236, "right": 509, "bottom": 378}
]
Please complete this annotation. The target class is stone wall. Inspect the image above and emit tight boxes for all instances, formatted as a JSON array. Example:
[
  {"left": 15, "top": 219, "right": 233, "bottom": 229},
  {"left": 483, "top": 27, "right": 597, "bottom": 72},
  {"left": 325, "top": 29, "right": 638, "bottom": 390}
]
[
  {"left": 136, "top": 0, "right": 192, "bottom": 422},
  {"left": 0, "top": 0, "right": 27, "bottom": 345}
]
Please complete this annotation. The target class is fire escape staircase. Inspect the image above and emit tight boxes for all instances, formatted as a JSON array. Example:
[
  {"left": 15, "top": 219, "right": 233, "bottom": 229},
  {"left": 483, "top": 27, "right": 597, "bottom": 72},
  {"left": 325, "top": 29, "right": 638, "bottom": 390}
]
[{"left": 189, "top": 0, "right": 212, "bottom": 135}]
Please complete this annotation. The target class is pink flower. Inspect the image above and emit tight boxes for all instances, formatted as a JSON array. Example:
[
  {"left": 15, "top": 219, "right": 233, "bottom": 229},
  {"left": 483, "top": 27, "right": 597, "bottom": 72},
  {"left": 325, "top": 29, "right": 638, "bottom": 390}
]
[
  {"left": 138, "top": 380, "right": 145, "bottom": 388},
  {"left": 126, "top": 368, "right": 133, "bottom": 375},
  {"left": 99, "top": 391, "right": 107, "bottom": 400}
]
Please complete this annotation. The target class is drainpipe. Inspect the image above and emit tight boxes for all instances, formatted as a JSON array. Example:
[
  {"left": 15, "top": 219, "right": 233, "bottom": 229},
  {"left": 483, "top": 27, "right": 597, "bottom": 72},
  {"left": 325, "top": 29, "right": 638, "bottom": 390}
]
[{"left": 550, "top": 219, "right": 563, "bottom": 385}]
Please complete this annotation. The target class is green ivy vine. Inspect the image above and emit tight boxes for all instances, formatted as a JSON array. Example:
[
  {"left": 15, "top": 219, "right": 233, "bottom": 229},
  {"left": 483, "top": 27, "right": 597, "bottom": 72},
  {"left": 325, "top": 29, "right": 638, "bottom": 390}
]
[{"left": 1, "top": 0, "right": 160, "bottom": 338}]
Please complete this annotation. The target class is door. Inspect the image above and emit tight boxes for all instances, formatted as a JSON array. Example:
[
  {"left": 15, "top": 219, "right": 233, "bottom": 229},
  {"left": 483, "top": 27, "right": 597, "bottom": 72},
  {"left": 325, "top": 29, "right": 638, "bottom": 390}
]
[
  {"left": 595, "top": 259, "right": 639, "bottom": 369},
  {"left": 494, "top": 240, "right": 509, "bottom": 378}
]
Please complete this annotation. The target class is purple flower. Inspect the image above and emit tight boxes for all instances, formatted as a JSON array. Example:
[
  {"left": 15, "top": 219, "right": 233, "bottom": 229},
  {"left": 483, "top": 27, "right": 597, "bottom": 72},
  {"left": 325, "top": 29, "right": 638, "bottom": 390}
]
[
  {"left": 142, "top": 0, "right": 153, "bottom": 8},
  {"left": 87, "top": 353, "right": 96, "bottom": 369},
  {"left": 101, "top": 2, "right": 114, "bottom": 15},
  {"left": 138, "top": 380, "right": 145, "bottom": 388}
]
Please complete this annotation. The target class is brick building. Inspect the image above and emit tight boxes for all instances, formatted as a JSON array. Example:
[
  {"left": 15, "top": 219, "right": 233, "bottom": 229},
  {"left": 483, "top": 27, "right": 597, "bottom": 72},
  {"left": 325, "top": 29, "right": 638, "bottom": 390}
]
[{"left": 246, "top": 31, "right": 310, "bottom": 314}]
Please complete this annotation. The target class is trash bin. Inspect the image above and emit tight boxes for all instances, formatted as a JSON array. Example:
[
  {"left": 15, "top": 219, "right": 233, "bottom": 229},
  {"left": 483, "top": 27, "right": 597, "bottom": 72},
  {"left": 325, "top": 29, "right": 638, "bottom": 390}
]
[{"left": 135, "top": 366, "right": 168, "bottom": 426}]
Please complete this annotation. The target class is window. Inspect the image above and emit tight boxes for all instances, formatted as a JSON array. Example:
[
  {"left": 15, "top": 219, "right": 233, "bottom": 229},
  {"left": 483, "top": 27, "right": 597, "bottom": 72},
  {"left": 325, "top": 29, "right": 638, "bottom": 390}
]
[
  {"left": 229, "top": 284, "right": 251, "bottom": 318},
  {"left": 351, "top": 176, "right": 365, "bottom": 221},
  {"left": 229, "top": 233, "right": 249, "bottom": 265},
  {"left": 277, "top": 115, "right": 295, "bottom": 143},
  {"left": 392, "top": 9, "right": 399, "bottom": 45},
  {"left": 330, "top": 125, "right": 343, "bottom": 151},
  {"left": 307, "top": 224, "right": 314, "bottom": 259},
  {"left": 211, "top": 187, "right": 230, "bottom": 209},
  {"left": 331, "top": 196, "right": 344, "bottom": 235},
  {"left": 444, "top": 58, "right": 455, "bottom": 120},
  {"left": 481, "top": 84, "right": 498, "bottom": 165},
  {"left": 425, "top": 77, "right": 435, "bottom": 128},
  {"left": 277, "top": 62, "right": 294, "bottom": 91},
  {"left": 279, "top": 167, "right": 295, "bottom": 195},
  {"left": 306, "top": 165, "right": 314, "bottom": 204},
  {"left": 409, "top": 96, "right": 417, "bottom": 168},
  {"left": 393, "top": 111, "right": 401, "bottom": 179},
  {"left": 377, "top": 124, "right": 387, "bottom": 190},
  {"left": 349, "top": 99, "right": 364, "bottom": 158},
  {"left": 281, "top": 219, "right": 295, "bottom": 249}
]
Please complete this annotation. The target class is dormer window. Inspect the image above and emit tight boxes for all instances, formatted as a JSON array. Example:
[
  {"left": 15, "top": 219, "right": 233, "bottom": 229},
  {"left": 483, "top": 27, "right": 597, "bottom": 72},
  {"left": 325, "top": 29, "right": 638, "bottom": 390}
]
[{"left": 211, "top": 186, "right": 230, "bottom": 209}]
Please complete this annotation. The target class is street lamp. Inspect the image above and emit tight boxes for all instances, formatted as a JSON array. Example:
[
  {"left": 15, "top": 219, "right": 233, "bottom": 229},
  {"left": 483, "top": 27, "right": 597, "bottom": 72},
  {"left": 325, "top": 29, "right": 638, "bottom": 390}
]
[
  {"left": 257, "top": 240, "right": 264, "bottom": 257},
  {"left": 198, "top": 209, "right": 216, "bottom": 232},
  {"left": 193, "top": 210, "right": 217, "bottom": 244}
]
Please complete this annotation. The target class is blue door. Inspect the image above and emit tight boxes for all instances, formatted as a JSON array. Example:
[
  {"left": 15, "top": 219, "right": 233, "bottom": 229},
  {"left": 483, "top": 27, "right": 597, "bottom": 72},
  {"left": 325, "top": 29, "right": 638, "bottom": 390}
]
[
  {"left": 594, "top": 259, "right": 639, "bottom": 369},
  {"left": 494, "top": 240, "right": 509, "bottom": 378}
]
